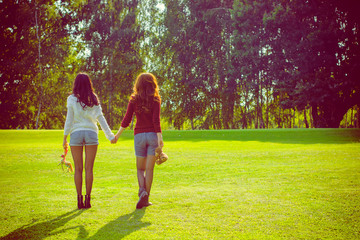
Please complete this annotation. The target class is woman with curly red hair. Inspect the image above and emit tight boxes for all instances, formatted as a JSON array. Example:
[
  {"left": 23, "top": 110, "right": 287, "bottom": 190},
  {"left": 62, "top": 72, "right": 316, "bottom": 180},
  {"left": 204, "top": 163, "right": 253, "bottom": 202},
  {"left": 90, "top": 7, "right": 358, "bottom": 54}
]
[{"left": 114, "top": 72, "right": 164, "bottom": 209}]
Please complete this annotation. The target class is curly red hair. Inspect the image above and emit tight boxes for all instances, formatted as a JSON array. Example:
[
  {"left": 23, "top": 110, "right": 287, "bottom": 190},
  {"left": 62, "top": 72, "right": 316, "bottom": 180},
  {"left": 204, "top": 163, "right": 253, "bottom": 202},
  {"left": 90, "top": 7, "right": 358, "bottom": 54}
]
[{"left": 131, "top": 73, "right": 161, "bottom": 113}]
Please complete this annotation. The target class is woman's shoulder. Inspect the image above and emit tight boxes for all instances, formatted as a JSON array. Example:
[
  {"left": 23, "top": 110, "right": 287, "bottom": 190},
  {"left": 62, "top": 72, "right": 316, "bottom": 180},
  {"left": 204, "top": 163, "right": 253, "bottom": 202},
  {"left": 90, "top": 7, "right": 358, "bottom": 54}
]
[
  {"left": 67, "top": 94, "right": 78, "bottom": 103},
  {"left": 67, "top": 94, "right": 77, "bottom": 101},
  {"left": 129, "top": 95, "right": 136, "bottom": 103}
]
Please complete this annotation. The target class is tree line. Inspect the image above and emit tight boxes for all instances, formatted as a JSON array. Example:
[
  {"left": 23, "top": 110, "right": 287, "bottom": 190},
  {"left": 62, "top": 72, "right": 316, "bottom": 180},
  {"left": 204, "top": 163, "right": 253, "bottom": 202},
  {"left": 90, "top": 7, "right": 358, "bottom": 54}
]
[{"left": 1, "top": 0, "right": 359, "bottom": 130}]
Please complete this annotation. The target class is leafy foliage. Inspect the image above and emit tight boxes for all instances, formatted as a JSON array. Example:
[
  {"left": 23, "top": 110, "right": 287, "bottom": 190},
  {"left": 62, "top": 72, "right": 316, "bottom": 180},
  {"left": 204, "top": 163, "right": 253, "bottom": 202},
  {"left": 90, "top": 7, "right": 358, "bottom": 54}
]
[
  {"left": 81, "top": 0, "right": 144, "bottom": 128},
  {"left": 0, "top": 0, "right": 359, "bottom": 129}
]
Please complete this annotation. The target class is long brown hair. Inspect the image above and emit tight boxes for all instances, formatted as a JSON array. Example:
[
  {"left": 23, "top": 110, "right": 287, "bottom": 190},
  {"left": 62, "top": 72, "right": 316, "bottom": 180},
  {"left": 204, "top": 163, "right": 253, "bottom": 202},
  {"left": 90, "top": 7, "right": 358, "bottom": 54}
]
[
  {"left": 72, "top": 73, "right": 99, "bottom": 109},
  {"left": 131, "top": 73, "right": 161, "bottom": 113}
]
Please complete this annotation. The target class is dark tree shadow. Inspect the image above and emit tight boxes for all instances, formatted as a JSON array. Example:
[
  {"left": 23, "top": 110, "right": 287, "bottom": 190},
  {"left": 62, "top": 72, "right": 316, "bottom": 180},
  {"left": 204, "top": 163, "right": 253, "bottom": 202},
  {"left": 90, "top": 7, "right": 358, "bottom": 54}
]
[
  {"left": 0, "top": 209, "right": 87, "bottom": 240},
  {"left": 87, "top": 209, "right": 150, "bottom": 239}
]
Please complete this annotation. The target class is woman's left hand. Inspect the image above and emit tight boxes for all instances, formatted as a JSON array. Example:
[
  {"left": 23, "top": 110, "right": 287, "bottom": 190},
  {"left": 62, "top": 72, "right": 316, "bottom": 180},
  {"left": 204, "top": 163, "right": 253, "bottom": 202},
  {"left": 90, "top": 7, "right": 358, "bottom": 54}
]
[
  {"left": 158, "top": 138, "right": 164, "bottom": 148},
  {"left": 111, "top": 135, "right": 118, "bottom": 144},
  {"left": 157, "top": 133, "right": 164, "bottom": 148}
]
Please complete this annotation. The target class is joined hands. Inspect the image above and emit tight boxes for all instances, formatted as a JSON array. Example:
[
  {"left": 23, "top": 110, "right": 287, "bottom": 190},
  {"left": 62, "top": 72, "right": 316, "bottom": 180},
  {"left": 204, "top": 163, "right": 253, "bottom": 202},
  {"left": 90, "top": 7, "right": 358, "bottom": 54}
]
[
  {"left": 110, "top": 135, "right": 119, "bottom": 144},
  {"left": 110, "top": 131, "right": 122, "bottom": 144},
  {"left": 110, "top": 127, "right": 124, "bottom": 144}
]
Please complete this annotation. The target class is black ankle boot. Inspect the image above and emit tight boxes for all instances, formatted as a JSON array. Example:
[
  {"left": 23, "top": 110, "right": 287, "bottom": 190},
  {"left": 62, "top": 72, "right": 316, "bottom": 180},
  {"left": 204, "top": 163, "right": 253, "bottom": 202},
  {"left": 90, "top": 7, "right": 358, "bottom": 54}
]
[
  {"left": 84, "top": 194, "right": 91, "bottom": 209},
  {"left": 77, "top": 195, "right": 84, "bottom": 209}
]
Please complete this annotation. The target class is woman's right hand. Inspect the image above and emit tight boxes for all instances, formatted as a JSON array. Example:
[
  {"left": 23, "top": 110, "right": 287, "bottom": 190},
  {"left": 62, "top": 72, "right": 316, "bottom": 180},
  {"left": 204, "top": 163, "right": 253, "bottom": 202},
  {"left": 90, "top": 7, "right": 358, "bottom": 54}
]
[{"left": 63, "top": 139, "right": 68, "bottom": 150}]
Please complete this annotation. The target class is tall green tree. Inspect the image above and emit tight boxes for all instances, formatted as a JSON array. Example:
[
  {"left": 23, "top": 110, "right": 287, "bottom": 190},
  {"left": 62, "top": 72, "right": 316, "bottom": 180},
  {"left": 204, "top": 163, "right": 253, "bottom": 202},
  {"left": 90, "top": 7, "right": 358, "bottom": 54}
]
[
  {"left": 232, "top": 0, "right": 360, "bottom": 128},
  {"left": 0, "top": 0, "right": 82, "bottom": 129},
  {"left": 2, "top": 0, "right": 359, "bottom": 129},
  {"left": 154, "top": 0, "right": 203, "bottom": 129},
  {"left": 188, "top": 0, "right": 236, "bottom": 129},
  {"left": 81, "top": 0, "right": 144, "bottom": 128},
  {"left": 263, "top": 0, "right": 360, "bottom": 127},
  {"left": 153, "top": 0, "right": 236, "bottom": 129}
]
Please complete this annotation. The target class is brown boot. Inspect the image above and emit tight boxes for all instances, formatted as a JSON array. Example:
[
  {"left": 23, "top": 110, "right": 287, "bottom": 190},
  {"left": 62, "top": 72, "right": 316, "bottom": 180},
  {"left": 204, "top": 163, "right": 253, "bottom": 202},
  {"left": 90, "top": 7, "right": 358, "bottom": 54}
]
[
  {"left": 84, "top": 194, "right": 91, "bottom": 209},
  {"left": 77, "top": 195, "right": 84, "bottom": 209}
]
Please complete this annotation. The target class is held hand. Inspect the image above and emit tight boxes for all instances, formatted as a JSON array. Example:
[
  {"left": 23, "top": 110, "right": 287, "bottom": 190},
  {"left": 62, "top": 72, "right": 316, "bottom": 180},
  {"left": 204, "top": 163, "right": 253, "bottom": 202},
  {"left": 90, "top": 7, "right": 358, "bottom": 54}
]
[{"left": 111, "top": 135, "right": 118, "bottom": 144}]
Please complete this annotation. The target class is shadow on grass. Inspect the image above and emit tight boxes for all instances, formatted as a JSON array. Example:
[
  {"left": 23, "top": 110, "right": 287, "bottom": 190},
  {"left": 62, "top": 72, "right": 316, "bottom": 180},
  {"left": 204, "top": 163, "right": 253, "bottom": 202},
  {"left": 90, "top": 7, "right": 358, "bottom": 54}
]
[
  {"left": 87, "top": 209, "right": 150, "bottom": 239},
  {"left": 0, "top": 209, "right": 86, "bottom": 240}
]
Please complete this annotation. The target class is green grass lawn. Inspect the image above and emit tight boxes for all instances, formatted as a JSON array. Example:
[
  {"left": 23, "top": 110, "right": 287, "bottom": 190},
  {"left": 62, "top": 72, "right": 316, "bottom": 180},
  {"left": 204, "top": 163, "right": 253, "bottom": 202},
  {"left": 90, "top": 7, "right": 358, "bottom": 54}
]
[{"left": 0, "top": 129, "right": 359, "bottom": 239}]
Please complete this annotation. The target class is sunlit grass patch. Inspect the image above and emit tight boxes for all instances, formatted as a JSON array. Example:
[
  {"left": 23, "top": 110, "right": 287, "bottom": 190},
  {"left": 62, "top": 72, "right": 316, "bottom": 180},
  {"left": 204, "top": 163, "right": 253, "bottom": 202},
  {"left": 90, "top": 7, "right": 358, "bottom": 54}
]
[{"left": 0, "top": 129, "right": 359, "bottom": 239}]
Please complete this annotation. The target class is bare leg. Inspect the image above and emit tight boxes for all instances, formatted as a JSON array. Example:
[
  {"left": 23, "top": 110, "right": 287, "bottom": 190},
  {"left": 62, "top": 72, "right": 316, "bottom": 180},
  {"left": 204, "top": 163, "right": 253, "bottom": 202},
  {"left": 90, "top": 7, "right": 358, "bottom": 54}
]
[
  {"left": 136, "top": 156, "right": 146, "bottom": 192},
  {"left": 84, "top": 145, "right": 97, "bottom": 196},
  {"left": 145, "top": 155, "right": 156, "bottom": 195},
  {"left": 136, "top": 155, "right": 156, "bottom": 209},
  {"left": 71, "top": 146, "right": 84, "bottom": 196}
]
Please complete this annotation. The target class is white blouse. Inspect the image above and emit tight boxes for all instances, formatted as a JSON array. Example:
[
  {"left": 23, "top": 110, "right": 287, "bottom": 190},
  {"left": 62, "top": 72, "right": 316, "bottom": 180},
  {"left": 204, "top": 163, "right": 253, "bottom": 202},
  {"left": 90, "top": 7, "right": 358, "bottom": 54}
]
[{"left": 64, "top": 95, "right": 115, "bottom": 141}]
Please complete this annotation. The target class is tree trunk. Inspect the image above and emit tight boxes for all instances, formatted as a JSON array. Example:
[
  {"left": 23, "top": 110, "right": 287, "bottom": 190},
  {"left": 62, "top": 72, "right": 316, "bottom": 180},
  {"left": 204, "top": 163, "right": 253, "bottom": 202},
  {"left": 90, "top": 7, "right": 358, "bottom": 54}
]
[
  {"left": 108, "top": 53, "right": 113, "bottom": 128},
  {"left": 304, "top": 108, "right": 309, "bottom": 128},
  {"left": 309, "top": 107, "right": 313, "bottom": 128},
  {"left": 258, "top": 96, "right": 265, "bottom": 129},
  {"left": 254, "top": 84, "right": 259, "bottom": 129},
  {"left": 297, "top": 108, "right": 300, "bottom": 128},
  {"left": 292, "top": 108, "right": 296, "bottom": 128},
  {"left": 312, "top": 101, "right": 353, "bottom": 128},
  {"left": 311, "top": 104, "right": 320, "bottom": 128},
  {"left": 244, "top": 91, "right": 249, "bottom": 129},
  {"left": 258, "top": 106, "right": 265, "bottom": 128},
  {"left": 222, "top": 78, "right": 236, "bottom": 129},
  {"left": 357, "top": 105, "right": 359, "bottom": 128},
  {"left": 239, "top": 105, "right": 245, "bottom": 129},
  {"left": 35, "top": 8, "right": 43, "bottom": 129},
  {"left": 344, "top": 112, "right": 347, "bottom": 128},
  {"left": 277, "top": 102, "right": 282, "bottom": 128},
  {"left": 265, "top": 89, "right": 269, "bottom": 128}
]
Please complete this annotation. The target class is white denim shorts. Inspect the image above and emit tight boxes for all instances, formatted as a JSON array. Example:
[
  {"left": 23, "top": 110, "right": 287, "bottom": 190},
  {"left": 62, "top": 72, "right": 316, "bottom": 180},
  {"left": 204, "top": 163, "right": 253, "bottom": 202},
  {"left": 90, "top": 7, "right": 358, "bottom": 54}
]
[
  {"left": 70, "top": 130, "right": 99, "bottom": 146},
  {"left": 134, "top": 132, "right": 158, "bottom": 157}
]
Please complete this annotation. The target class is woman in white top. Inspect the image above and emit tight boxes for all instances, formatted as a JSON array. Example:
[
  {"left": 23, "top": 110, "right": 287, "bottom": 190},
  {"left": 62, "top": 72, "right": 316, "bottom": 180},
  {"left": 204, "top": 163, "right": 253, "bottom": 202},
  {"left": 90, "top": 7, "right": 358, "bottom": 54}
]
[{"left": 63, "top": 73, "right": 116, "bottom": 209}]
